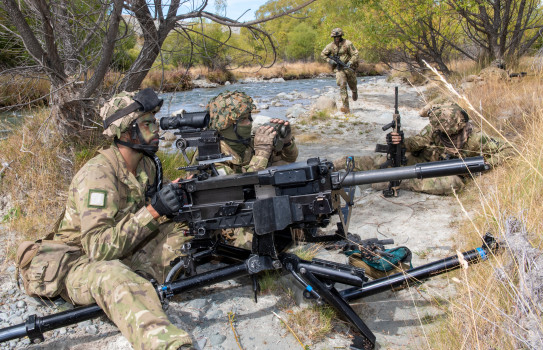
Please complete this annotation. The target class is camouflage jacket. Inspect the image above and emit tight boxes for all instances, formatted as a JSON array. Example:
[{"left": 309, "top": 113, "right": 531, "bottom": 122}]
[
  {"left": 191, "top": 139, "right": 299, "bottom": 175},
  {"left": 55, "top": 143, "right": 159, "bottom": 260},
  {"left": 405, "top": 124, "right": 514, "bottom": 167},
  {"left": 320, "top": 39, "right": 359, "bottom": 72}
]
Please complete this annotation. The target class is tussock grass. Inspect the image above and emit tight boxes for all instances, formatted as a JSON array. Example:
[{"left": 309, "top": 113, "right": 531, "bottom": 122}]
[
  {"left": 0, "top": 109, "right": 107, "bottom": 245},
  {"left": 294, "top": 133, "right": 321, "bottom": 144},
  {"left": 291, "top": 243, "right": 322, "bottom": 261},
  {"left": 0, "top": 74, "right": 50, "bottom": 108},
  {"left": 229, "top": 62, "right": 330, "bottom": 80},
  {"left": 286, "top": 305, "right": 336, "bottom": 343},
  {"left": 141, "top": 69, "right": 193, "bottom": 92},
  {"left": 425, "top": 60, "right": 543, "bottom": 349}
]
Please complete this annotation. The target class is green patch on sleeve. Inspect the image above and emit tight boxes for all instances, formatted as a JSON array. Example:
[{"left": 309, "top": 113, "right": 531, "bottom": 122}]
[{"left": 87, "top": 189, "right": 108, "bottom": 208}]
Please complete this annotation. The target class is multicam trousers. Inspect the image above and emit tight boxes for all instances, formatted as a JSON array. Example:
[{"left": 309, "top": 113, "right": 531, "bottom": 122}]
[
  {"left": 64, "top": 222, "right": 193, "bottom": 350},
  {"left": 336, "top": 69, "right": 358, "bottom": 110}
]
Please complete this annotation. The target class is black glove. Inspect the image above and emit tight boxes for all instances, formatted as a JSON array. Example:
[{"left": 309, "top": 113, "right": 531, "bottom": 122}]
[{"left": 151, "top": 183, "right": 183, "bottom": 217}]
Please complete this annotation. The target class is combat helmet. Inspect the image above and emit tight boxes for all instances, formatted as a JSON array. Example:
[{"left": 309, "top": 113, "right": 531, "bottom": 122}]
[
  {"left": 101, "top": 88, "right": 163, "bottom": 138},
  {"left": 427, "top": 103, "right": 469, "bottom": 135},
  {"left": 330, "top": 28, "right": 343, "bottom": 38},
  {"left": 207, "top": 91, "right": 256, "bottom": 130}
]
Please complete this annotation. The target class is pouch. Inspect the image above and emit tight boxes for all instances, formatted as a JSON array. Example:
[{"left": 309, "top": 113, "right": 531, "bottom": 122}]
[{"left": 16, "top": 240, "right": 82, "bottom": 298}]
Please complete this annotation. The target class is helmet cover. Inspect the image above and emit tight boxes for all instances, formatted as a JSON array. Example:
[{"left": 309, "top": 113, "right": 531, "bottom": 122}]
[{"left": 207, "top": 91, "right": 256, "bottom": 130}]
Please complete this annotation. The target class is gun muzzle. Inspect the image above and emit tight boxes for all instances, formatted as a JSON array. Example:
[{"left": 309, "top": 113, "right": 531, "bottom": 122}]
[{"left": 339, "top": 157, "right": 489, "bottom": 187}]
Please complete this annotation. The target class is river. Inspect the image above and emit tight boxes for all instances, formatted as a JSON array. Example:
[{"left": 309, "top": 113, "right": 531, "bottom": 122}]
[{"left": 156, "top": 76, "right": 375, "bottom": 119}]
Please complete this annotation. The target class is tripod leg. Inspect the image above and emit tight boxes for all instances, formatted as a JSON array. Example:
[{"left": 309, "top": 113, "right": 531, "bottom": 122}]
[{"left": 301, "top": 271, "right": 376, "bottom": 350}]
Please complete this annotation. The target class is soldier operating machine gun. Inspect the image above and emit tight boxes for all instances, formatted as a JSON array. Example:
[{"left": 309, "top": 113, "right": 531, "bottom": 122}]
[{"left": 0, "top": 139, "right": 497, "bottom": 349}]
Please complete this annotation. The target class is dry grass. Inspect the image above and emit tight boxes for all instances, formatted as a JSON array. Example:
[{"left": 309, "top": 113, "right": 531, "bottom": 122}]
[
  {"left": 286, "top": 305, "right": 337, "bottom": 343},
  {"left": 141, "top": 69, "right": 193, "bottom": 92},
  {"left": 295, "top": 133, "right": 321, "bottom": 144},
  {"left": 0, "top": 109, "right": 107, "bottom": 245},
  {"left": 424, "top": 60, "right": 543, "bottom": 349},
  {"left": 291, "top": 243, "right": 322, "bottom": 261},
  {"left": 0, "top": 74, "right": 50, "bottom": 108},
  {"left": 228, "top": 62, "right": 331, "bottom": 80}
]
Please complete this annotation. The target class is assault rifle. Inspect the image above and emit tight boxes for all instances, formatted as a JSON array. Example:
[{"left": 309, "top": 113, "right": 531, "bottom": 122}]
[
  {"left": 375, "top": 86, "right": 407, "bottom": 197},
  {"left": 0, "top": 156, "right": 497, "bottom": 349},
  {"left": 329, "top": 55, "right": 355, "bottom": 72}
]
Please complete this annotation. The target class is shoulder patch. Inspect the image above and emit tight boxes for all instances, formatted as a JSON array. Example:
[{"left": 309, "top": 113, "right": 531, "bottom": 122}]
[{"left": 88, "top": 189, "right": 108, "bottom": 208}]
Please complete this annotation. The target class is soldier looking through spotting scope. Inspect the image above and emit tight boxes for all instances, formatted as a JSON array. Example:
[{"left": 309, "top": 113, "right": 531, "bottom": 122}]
[{"left": 188, "top": 90, "right": 299, "bottom": 248}]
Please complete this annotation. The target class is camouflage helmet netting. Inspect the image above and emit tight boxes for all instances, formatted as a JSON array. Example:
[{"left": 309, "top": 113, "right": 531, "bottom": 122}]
[
  {"left": 207, "top": 91, "right": 256, "bottom": 130},
  {"left": 331, "top": 28, "right": 344, "bottom": 37},
  {"left": 427, "top": 104, "right": 469, "bottom": 135},
  {"left": 101, "top": 91, "right": 144, "bottom": 138}
]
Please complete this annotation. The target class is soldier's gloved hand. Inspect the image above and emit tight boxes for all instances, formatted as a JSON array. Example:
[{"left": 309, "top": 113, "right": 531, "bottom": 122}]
[
  {"left": 253, "top": 125, "right": 276, "bottom": 159},
  {"left": 270, "top": 118, "right": 292, "bottom": 146},
  {"left": 151, "top": 183, "right": 183, "bottom": 217},
  {"left": 387, "top": 132, "right": 403, "bottom": 145},
  {"left": 346, "top": 62, "right": 352, "bottom": 68},
  {"left": 327, "top": 59, "right": 335, "bottom": 65}
]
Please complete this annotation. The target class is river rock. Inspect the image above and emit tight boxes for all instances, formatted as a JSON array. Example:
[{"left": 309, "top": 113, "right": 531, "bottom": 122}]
[
  {"left": 162, "top": 131, "right": 177, "bottom": 142},
  {"left": 192, "top": 79, "right": 219, "bottom": 88},
  {"left": 313, "top": 96, "right": 336, "bottom": 111},
  {"left": 187, "top": 298, "right": 207, "bottom": 310},
  {"left": 259, "top": 104, "right": 269, "bottom": 110},
  {"left": 286, "top": 104, "right": 305, "bottom": 119},
  {"left": 224, "top": 81, "right": 231, "bottom": 86},
  {"left": 209, "top": 333, "right": 226, "bottom": 346},
  {"left": 9, "top": 316, "right": 23, "bottom": 325},
  {"left": 86, "top": 325, "right": 98, "bottom": 335},
  {"left": 239, "top": 77, "right": 261, "bottom": 84},
  {"left": 268, "top": 77, "right": 285, "bottom": 83},
  {"left": 16, "top": 301, "right": 25, "bottom": 309}
]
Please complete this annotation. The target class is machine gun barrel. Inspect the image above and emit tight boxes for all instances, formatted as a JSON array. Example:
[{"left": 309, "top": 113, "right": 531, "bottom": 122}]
[{"left": 339, "top": 156, "right": 488, "bottom": 187}]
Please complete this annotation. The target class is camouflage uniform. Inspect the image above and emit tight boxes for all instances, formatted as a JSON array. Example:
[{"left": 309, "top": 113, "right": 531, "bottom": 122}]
[
  {"left": 321, "top": 28, "right": 359, "bottom": 112},
  {"left": 335, "top": 103, "right": 514, "bottom": 195},
  {"left": 193, "top": 91, "right": 299, "bottom": 247},
  {"left": 53, "top": 93, "right": 192, "bottom": 350}
]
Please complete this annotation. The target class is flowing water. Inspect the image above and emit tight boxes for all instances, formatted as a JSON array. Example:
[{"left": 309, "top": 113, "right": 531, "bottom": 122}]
[
  {"left": 0, "top": 76, "right": 378, "bottom": 140},
  {"left": 156, "top": 76, "right": 374, "bottom": 119}
]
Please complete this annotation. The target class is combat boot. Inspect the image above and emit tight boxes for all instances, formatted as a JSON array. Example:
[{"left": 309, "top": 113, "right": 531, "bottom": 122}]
[
  {"left": 340, "top": 106, "right": 350, "bottom": 114},
  {"left": 352, "top": 90, "right": 358, "bottom": 101}
]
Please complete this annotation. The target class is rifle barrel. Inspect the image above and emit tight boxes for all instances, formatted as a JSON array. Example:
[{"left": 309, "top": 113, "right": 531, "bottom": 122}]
[
  {"left": 340, "top": 157, "right": 488, "bottom": 187},
  {"left": 394, "top": 86, "right": 399, "bottom": 114}
]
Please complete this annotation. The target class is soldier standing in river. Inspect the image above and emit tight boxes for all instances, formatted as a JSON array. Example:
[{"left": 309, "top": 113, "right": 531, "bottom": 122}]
[{"left": 321, "top": 27, "right": 359, "bottom": 114}]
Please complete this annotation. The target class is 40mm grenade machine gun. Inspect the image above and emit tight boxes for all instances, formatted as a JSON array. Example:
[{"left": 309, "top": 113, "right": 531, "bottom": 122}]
[{"left": 0, "top": 113, "right": 497, "bottom": 349}]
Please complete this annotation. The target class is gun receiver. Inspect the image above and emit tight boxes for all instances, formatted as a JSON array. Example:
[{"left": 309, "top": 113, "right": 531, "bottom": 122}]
[
  {"left": 375, "top": 86, "right": 408, "bottom": 197},
  {"left": 329, "top": 55, "right": 355, "bottom": 72},
  {"left": 0, "top": 157, "right": 492, "bottom": 349}
]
